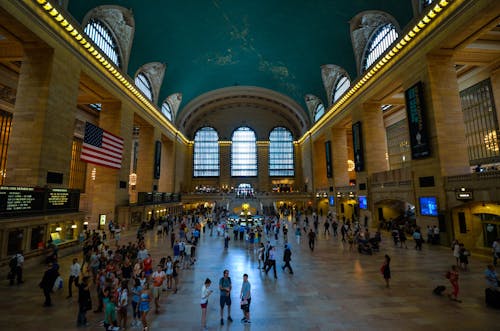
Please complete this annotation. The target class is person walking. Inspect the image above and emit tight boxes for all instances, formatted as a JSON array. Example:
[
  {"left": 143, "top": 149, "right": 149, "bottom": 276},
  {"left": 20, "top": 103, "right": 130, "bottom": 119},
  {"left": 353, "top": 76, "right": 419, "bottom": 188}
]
[
  {"left": 240, "top": 274, "right": 251, "bottom": 324},
  {"left": 295, "top": 226, "right": 301, "bottom": 244},
  {"left": 76, "top": 276, "right": 92, "bottom": 327},
  {"left": 139, "top": 282, "right": 152, "bottom": 331},
  {"left": 200, "top": 278, "right": 213, "bottom": 331},
  {"left": 39, "top": 262, "right": 59, "bottom": 307},
  {"left": 219, "top": 269, "right": 233, "bottom": 325},
  {"left": 130, "top": 278, "right": 143, "bottom": 328},
  {"left": 308, "top": 229, "right": 316, "bottom": 251},
  {"left": 152, "top": 264, "right": 166, "bottom": 314},
  {"left": 265, "top": 246, "right": 277, "bottom": 279},
  {"left": 67, "top": 257, "right": 81, "bottom": 298},
  {"left": 380, "top": 254, "right": 391, "bottom": 288},
  {"left": 282, "top": 243, "right": 294, "bottom": 274},
  {"left": 8, "top": 250, "right": 24, "bottom": 286}
]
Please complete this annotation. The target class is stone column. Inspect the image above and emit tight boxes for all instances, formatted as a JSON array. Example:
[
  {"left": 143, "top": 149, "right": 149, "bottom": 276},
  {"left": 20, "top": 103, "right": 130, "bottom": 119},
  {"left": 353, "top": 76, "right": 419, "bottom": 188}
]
[
  {"left": 89, "top": 101, "right": 126, "bottom": 226},
  {"left": 158, "top": 136, "right": 176, "bottom": 192},
  {"left": 135, "top": 124, "right": 155, "bottom": 193},
  {"left": 6, "top": 46, "right": 80, "bottom": 186},
  {"left": 425, "top": 54, "right": 469, "bottom": 176},
  {"left": 219, "top": 142, "right": 231, "bottom": 188},
  {"left": 257, "top": 141, "right": 269, "bottom": 191},
  {"left": 331, "top": 127, "right": 349, "bottom": 187}
]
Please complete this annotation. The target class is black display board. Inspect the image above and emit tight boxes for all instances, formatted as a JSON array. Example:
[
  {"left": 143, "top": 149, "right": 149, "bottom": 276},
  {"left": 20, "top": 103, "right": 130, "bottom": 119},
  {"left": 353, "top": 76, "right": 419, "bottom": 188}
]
[
  {"left": 352, "top": 121, "right": 364, "bottom": 172},
  {"left": 325, "top": 141, "right": 332, "bottom": 178},
  {"left": 0, "top": 186, "right": 79, "bottom": 217},
  {"left": 405, "top": 82, "right": 431, "bottom": 159}
]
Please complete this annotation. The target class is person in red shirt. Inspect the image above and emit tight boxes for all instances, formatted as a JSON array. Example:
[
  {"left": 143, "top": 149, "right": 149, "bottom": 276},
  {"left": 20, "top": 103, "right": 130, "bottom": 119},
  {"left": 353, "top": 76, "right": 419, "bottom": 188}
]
[{"left": 143, "top": 254, "right": 153, "bottom": 280}]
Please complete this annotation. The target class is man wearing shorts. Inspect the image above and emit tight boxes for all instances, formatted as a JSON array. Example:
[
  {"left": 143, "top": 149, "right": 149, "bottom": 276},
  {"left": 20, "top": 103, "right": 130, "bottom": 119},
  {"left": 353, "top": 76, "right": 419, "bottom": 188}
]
[
  {"left": 219, "top": 269, "right": 233, "bottom": 325},
  {"left": 151, "top": 265, "right": 166, "bottom": 314},
  {"left": 240, "top": 274, "right": 251, "bottom": 323}
]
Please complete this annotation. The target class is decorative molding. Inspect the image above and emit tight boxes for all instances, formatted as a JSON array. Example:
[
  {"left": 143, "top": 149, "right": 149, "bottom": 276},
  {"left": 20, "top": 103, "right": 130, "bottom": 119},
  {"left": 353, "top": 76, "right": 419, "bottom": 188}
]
[
  {"left": 320, "top": 64, "right": 351, "bottom": 107},
  {"left": 304, "top": 94, "right": 322, "bottom": 120},
  {"left": 165, "top": 93, "right": 182, "bottom": 122},
  {"left": 82, "top": 5, "right": 135, "bottom": 72},
  {"left": 0, "top": 83, "right": 16, "bottom": 105},
  {"left": 349, "top": 11, "right": 401, "bottom": 75},
  {"left": 137, "top": 62, "right": 166, "bottom": 105}
]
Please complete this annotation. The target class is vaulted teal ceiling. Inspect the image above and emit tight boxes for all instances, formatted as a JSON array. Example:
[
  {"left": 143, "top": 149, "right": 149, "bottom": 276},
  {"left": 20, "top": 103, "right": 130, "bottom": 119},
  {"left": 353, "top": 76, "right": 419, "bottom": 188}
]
[{"left": 67, "top": 0, "right": 413, "bottom": 116}]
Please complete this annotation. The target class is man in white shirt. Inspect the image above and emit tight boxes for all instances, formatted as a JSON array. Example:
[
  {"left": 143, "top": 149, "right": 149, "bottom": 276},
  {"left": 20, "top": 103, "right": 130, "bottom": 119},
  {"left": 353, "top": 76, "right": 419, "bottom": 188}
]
[{"left": 67, "top": 257, "right": 81, "bottom": 298}]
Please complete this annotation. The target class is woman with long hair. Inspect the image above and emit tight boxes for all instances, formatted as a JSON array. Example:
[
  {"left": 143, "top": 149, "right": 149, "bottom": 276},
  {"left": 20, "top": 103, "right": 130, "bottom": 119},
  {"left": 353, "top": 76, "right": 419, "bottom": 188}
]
[
  {"left": 139, "top": 282, "right": 151, "bottom": 331},
  {"left": 200, "top": 278, "right": 213, "bottom": 331}
]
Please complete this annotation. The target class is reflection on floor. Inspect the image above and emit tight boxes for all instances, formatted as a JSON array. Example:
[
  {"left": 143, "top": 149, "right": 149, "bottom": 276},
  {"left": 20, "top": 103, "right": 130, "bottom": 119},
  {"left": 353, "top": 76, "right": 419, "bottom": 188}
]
[{"left": 0, "top": 222, "right": 498, "bottom": 331}]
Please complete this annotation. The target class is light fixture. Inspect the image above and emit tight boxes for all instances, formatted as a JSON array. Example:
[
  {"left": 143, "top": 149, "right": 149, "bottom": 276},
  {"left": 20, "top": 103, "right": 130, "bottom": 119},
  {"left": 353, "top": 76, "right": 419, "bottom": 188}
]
[
  {"left": 55, "top": 226, "right": 62, "bottom": 232},
  {"left": 83, "top": 221, "right": 89, "bottom": 226},
  {"left": 71, "top": 224, "right": 77, "bottom": 229}
]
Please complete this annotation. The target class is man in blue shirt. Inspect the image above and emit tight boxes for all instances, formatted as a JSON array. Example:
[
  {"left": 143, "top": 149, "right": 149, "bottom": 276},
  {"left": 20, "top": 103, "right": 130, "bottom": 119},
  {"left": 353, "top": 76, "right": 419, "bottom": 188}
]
[
  {"left": 485, "top": 264, "right": 499, "bottom": 289},
  {"left": 240, "top": 274, "right": 251, "bottom": 323}
]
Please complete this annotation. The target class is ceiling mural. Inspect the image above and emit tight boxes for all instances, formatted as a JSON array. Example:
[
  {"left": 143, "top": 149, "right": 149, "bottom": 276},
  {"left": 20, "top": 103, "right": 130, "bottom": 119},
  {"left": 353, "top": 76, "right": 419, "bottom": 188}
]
[{"left": 67, "top": 0, "right": 413, "bottom": 117}]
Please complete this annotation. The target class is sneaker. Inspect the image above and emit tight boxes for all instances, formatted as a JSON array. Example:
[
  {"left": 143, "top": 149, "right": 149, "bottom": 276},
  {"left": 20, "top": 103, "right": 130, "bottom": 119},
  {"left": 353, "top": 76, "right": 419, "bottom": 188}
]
[
  {"left": 220, "top": 318, "right": 224, "bottom": 326},
  {"left": 241, "top": 317, "right": 247, "bottom": 322},
  {"left": 245, "top": 320, "right": 252, "bottom": 324},
  {"left": 227, "top": 316, "right": 233, "bottom": 322}
]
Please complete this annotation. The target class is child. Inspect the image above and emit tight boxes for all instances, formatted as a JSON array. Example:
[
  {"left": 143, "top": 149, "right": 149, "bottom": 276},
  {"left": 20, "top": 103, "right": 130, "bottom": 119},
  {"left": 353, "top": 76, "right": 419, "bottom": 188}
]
[{"left": 446, "top": 265, "right": 461, "bottom": 302}]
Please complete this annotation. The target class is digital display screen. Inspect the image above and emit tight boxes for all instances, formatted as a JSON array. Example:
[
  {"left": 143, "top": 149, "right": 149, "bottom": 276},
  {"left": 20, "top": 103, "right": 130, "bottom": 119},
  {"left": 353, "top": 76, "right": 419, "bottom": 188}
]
[
  {"left": 358, "top": 196, "right": 367, "bottom": 209},
  {"left": 419, "top": 196, "right": 438, "bottom": 216},
  {"left": 329, "top": 196, "right": 335, "bottom": 206}
]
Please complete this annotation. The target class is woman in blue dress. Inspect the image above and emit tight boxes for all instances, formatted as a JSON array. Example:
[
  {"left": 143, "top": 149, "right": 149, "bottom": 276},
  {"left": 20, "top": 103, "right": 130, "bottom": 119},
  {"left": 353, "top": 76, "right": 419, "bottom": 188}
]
[{"left": 139, "top": 282, "right": 151, "bottom": 331}]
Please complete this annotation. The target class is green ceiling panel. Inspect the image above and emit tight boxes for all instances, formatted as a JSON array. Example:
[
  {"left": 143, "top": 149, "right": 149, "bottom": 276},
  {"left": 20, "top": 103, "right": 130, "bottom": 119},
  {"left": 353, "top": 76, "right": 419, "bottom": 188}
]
[{"left": 67, "top": 0, "right": 413, "bottom": 115}]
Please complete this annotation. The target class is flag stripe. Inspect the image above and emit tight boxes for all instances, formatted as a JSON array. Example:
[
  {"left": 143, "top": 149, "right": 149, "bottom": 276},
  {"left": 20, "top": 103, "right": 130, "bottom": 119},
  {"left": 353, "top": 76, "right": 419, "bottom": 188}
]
[{"left": 80, "top": 122, "right": 124, "bottom": 169}]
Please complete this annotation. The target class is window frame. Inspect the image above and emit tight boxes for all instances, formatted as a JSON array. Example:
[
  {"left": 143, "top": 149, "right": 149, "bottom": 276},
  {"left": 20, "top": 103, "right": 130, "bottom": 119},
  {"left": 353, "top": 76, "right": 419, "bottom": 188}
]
[
  {"left": 83, "top": 18, "right": 122, "bottom": 68},
  {"left": 361, "top": 23, "right": 399, "bottom": 72},
  {"left": 135, "top": 72, "right": 153, "bottom": 101},
  {"left": 269, "top": 127, "right": 295, "bottom": 177},
  {"left": 231, "top": 127, "right": 257, "bottom": 177},
  {"left": 193, "top": 127, "right": 220, "bottom": 177}
]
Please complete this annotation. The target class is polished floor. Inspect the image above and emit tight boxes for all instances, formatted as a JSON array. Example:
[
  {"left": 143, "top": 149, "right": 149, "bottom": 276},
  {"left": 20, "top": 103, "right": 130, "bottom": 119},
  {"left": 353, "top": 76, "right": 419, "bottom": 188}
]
[{"left": 0, "top": 221, "right": 498, "bottom": 331}]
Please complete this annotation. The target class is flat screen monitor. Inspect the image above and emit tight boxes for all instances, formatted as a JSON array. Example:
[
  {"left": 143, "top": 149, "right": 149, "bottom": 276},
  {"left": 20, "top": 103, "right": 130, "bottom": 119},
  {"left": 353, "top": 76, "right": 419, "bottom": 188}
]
[
  {"left": 358, "top": 196, "right": 367, "bottom": 209},
  {"left": 419, "top": 196, "right": 438, "bottom": 216},
  {"left": 329, "top": 196, "right": 335, "bottom": 206}
]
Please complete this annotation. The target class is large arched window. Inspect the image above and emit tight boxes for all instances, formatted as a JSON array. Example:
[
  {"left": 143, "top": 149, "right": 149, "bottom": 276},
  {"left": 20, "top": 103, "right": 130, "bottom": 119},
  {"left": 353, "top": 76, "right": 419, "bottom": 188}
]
[
  {"left": 333, "top": 75, "right": 350, "bottom": 103},
  {"left": 83, "top": 18, "right": 121, "bottom": 68},
  {"left": 231, "top": 127, "right": 257, "bottom": 177},
  {"left": 193, "top": 127, "right": 219, "bottom": 177},
  {"left": 269, "top": 127, "right": 294, "bottom": 177},
  {"left": 362, "top": 24, "right": 399, "bottom": 72},
  {"left": 161, "top": 102, "right": 173, "bottom": 121},
  {"left": 314, "top": 103, "right": 325, "bottom": 122},
  {"left": 135, "top": 73, "right": 153, "bottom": 101}
]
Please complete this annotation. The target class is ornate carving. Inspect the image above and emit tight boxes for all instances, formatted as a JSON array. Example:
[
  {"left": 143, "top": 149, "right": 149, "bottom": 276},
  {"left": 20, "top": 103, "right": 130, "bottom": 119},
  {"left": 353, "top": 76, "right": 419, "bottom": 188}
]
[
  {"left": 304, "top": 94, "right": 322, "bottom": 120},
  {"left": 350, "top": 11, "right": 400, "bottom": 75},
  {"left": 138, "top": 62, "right": 166, "bottom": 104},
  {"left": 321, "top": 64, "right": 350, "bottom": 106},
  {"left": 83, "top": 6, "right": 135, "bottom": 71},
  {"left": 166, "top": 93, "right": 182, "bottom": 123}
]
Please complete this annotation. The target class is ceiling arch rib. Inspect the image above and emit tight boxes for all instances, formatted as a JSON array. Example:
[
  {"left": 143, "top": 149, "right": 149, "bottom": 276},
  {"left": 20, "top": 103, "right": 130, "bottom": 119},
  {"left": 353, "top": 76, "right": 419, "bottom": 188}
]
[{"left": 177, "top": 86, "right": 309, "bottom": 140}]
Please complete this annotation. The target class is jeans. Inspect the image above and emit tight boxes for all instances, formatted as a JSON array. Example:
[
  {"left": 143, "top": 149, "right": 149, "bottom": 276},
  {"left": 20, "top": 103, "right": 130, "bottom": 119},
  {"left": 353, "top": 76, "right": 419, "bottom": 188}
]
[{"left": 77, "top": 306, "right": 88, "bottom": 325}]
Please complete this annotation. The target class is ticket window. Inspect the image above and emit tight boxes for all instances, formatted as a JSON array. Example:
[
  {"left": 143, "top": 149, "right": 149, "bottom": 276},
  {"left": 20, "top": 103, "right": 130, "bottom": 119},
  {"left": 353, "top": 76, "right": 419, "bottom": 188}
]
[
  {"left": 65, "top": 222, "right": 77, "bottom": 241},
  {"left": 30, "top": 226, "right": 46, "bottom": 250},
  {"left": 7, "top": 229, "right": 24, "bottom": 255},
  {"left": 49, "top": 224, "right": 62, "bottom": 245}
]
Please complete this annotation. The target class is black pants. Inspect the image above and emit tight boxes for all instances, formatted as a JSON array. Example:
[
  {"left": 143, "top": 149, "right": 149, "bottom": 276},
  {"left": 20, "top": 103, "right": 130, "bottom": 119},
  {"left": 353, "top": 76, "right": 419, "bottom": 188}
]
[
  {"left": 309, "top": 240, "right": 315, "bottom": 251},
  {"left": 282, "top": 261, "right": 293, "bottom": 274},
  {"left": 68, "top": 275, "right": 79, "bottom": 297},
  {"left": 265, "top": 260, "right": 277, "bottom": 278},
  {"left": 43, "top": 287, "right": 52, "bottom": 306}
]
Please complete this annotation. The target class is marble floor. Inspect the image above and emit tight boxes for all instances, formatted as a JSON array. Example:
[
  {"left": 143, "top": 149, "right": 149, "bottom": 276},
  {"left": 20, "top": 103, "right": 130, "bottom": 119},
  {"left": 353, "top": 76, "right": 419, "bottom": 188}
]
[{"left": 0, "top": 222, "right": 498, "bottom": 331}]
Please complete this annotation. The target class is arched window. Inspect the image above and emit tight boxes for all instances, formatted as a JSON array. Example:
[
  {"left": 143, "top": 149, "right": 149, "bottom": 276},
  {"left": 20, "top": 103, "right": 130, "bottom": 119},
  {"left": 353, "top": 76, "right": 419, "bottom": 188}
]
[
  {"left": 161, "top": 102, "right": 173, "bottom": 121},
  {"left": 193, "top": 127, "right": 219, "bottom": 177},
  {"left": 231, "top": 127, "right": 257, "bottom": 177},
  {"left": 269, "top": 127, "right": 294, "bottom": 177},
  {"left": 362, "top": 24, "right": 399, "bottom": 72},
  {"left": 314, "top": 103, "right": 325, "bottom": 122},
  {"left": 83, "top": 18, "right": 121, "bottom": 68},
  {"left": 135, "top": 73, "right": 153, "bottom": 101},
  {"left": 333, "top": 76, "right": 350, "bottom": 103}
]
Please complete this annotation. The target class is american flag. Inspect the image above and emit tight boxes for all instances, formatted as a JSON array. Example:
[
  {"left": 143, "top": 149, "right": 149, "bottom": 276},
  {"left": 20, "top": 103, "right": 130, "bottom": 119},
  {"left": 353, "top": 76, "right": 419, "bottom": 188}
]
[{"left": 81, "top": 122, "right": 124, "bottom": 169}]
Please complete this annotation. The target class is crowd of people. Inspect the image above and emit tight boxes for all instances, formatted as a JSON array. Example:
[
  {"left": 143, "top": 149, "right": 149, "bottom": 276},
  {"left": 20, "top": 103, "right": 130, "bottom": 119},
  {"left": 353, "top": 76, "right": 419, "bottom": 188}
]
[{"left": 5, "top": 205, "right": 500, "bottom": 330}]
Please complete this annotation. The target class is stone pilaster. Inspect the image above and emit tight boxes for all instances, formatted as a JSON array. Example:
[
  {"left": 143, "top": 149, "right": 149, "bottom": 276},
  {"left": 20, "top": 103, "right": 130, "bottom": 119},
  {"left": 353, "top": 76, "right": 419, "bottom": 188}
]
[
  {"left": 331, "top": 127, "right": 349, "bottom": 187},
  {"left": 135, "top": 124, "right": 155, "bottom": 193},
  {"left": 219, "top": 142, "right": 231, "bottom": 188},
  {"left": 159, "top": 136, "right": 176, "bottom": 192},
  {"left": 425, "top": 54, "right": 469, "bottom": 176},
  {"left": 6, "top": 46, "right": 79, "bottom": 186},
  {"left": 257, "top": 141, "right": 269, "bottom": 191}
]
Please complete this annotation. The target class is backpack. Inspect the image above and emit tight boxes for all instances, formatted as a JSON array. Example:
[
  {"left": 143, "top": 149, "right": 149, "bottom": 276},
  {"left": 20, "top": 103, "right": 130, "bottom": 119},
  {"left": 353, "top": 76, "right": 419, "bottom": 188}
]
[{"left": 9, "top": 256, "right": 17, "bottom": 269}]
